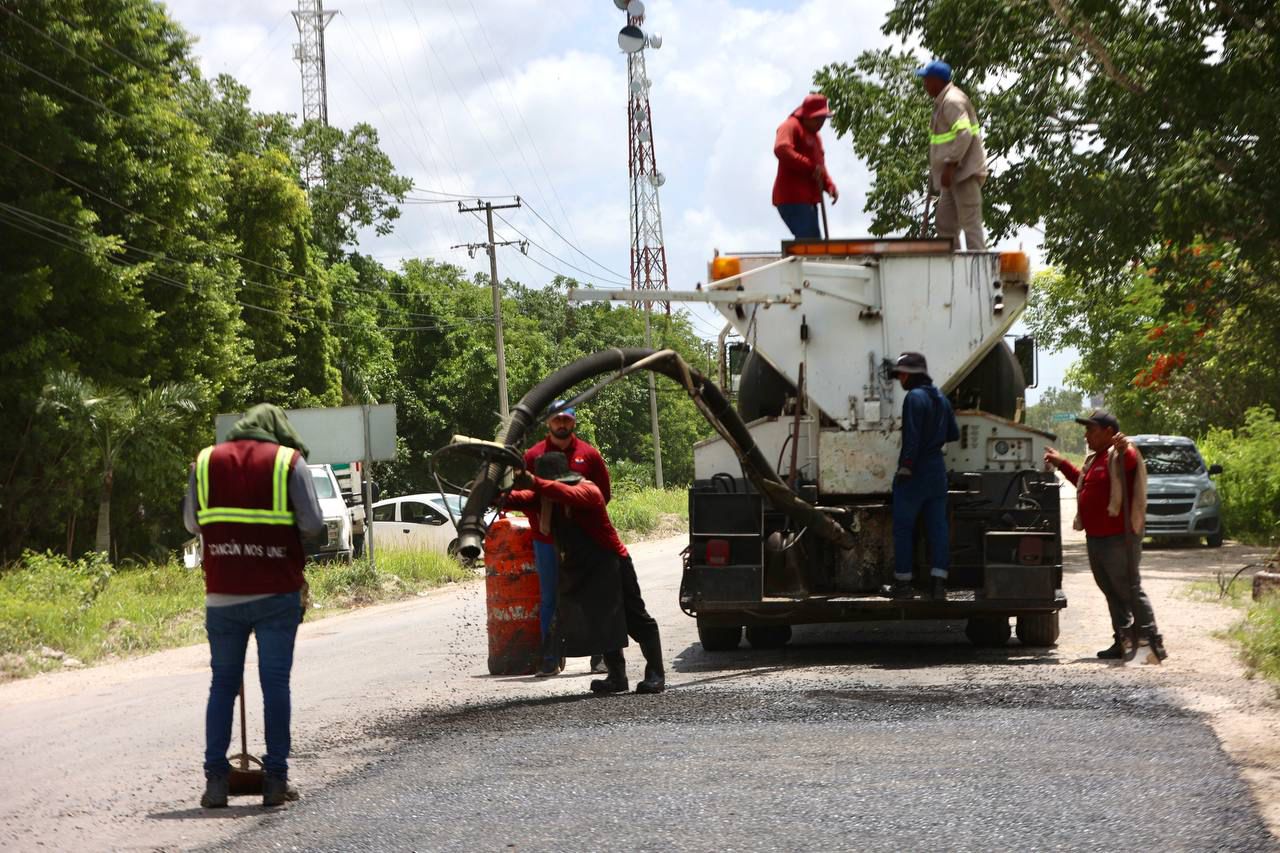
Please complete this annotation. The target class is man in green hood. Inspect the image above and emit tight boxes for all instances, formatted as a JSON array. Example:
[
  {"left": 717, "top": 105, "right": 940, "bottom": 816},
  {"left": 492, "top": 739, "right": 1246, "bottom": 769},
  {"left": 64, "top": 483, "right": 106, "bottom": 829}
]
[{"left": 183, "top": 403, "right": 324, "bottom": 808}]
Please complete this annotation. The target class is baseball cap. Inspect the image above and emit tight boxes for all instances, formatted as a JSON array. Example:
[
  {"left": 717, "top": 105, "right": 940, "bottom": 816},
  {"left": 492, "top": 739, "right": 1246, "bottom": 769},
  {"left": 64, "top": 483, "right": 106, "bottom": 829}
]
[
  {"left": 548, "top": 400, "right": 576, "bottom": 422},
  {"left": 1075, "top": 409, "right": 1120, "bottom": 431},
  {"left": 915, "top": 60, "right": 952, "bottom": 82}
]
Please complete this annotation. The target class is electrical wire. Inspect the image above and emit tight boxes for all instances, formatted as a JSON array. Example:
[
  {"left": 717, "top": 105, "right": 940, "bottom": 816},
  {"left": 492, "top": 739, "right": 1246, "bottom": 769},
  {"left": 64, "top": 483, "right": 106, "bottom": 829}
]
[
  {"left": 0, "top": 203, "right": 492, "bottom": 332},
  {"left": 494, "top": 211, "right": 631, "bottom": 288}
]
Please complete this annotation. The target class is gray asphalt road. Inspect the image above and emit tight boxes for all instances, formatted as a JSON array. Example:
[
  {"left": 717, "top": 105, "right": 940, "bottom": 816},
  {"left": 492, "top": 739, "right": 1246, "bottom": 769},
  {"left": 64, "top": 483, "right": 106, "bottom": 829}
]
[
  {"left": 4, "top": 482, "right": 1277, "bottom": 852},
  {"left": 213, "top": 683, "right": 1272, "bottom": 852}
]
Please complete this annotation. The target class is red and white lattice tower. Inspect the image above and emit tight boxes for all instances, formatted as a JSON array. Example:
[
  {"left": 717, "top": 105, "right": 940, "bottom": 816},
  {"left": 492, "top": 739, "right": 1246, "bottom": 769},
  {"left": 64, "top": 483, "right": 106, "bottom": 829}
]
[{"left": 622, "top": 5, "right": 668, "bottom": 312}]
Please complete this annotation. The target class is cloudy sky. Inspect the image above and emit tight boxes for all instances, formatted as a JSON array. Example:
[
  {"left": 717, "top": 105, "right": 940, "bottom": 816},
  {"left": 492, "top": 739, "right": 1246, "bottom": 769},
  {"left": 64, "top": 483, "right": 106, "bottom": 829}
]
[{"left": 165, "top": 0, "right": 1073, "bottom": 402}]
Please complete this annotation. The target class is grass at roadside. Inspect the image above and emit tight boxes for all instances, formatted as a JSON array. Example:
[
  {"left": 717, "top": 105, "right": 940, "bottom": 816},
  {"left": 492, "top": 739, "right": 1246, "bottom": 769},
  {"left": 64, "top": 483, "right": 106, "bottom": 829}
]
[
  {"left": 609, "top": 487, "right": 688, "bottom": 539},
  {"left": 0, "top": 489, "right": 691, "bottom": 683},
  {"left": 0, "top": 548, "right": 470, "bottom": 682},
  {"left": 1186, "top": 576, "right": 1280, "bottom": 683}
]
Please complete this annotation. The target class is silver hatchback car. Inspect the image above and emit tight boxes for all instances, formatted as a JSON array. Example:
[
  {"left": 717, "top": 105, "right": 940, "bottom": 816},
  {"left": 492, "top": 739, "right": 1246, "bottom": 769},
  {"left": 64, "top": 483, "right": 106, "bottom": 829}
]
[{"left": 1130, "top": 435, "right": 1224, "bottom": 547}]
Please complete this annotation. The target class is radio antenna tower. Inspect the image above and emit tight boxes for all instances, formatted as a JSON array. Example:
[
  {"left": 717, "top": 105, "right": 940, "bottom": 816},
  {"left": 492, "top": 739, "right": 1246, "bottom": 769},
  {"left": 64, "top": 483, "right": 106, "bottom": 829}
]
[
  {"left": 616, "top": 1, "right": 667, "bottom": 486},
  {"left": 292, "top": 0, "right": 338, "bottom": 186}
]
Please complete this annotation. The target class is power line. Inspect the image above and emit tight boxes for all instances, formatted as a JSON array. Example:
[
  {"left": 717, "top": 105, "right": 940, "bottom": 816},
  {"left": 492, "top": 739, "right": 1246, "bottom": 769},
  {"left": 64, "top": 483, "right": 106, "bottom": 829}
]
[
  {"left": 521, "top": 197, "right": 629, "bottom": 281},
  {"left": 493, "top": 210, "right": 630, "bottom": 287},
  {"left": 0, "top": 206, "right": 487, "bottom": 334}
]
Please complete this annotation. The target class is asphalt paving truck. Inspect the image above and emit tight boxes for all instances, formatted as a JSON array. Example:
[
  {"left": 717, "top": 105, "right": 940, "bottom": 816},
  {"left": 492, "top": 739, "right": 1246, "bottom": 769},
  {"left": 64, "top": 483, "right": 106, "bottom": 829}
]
[{"left": 452, "top": 237, "right": 1064, "bottom": 653}]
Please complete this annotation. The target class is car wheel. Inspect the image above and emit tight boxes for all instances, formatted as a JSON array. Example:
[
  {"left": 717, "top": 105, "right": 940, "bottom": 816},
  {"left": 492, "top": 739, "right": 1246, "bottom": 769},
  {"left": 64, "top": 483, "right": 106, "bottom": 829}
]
[
  {"left": 1206, "top": 531, "right": 1224, "bottom": 548},
  {"left": 697, "top": 621, "right": 742, "bottom": 652},
  {"left": 746, "top": 625, "right": 792, "bottom": 649}
]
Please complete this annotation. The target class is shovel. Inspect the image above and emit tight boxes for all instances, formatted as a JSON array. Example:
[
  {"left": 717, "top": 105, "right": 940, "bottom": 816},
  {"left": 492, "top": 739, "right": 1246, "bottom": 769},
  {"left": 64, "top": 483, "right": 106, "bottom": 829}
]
[{"left": 227, "top": 680, "right": 265, "bottom": 795}]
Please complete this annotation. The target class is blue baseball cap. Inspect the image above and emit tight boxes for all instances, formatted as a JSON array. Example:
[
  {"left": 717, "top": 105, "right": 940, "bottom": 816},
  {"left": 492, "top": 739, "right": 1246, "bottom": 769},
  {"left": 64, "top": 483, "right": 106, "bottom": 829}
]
[
  {"left": 549, "top": 400, "right": 576, "bottom": 421},
  {"left": 915, "top": 60, "right": 952, "bottom": 82}
]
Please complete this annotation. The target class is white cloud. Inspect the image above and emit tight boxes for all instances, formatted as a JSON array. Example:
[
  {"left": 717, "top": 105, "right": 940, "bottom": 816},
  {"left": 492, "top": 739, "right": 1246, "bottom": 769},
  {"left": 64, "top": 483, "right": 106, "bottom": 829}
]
[{"left": 164, "top": 0, "right": 1073, "bottom": 389}]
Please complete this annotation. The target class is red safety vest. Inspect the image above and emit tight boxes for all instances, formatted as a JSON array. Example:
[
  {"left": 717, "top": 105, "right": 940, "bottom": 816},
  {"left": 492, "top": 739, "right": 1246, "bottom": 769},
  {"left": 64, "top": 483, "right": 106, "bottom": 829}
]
[{"left": 195, "top": 440, "right": 306, "bottom": 595}]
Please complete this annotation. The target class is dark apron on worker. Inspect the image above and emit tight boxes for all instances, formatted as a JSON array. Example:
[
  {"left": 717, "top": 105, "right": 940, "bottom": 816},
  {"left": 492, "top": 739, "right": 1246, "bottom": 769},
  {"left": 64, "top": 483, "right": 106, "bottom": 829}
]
[{"left": 549, "top": 511, "right": 627, "bottom": 658}]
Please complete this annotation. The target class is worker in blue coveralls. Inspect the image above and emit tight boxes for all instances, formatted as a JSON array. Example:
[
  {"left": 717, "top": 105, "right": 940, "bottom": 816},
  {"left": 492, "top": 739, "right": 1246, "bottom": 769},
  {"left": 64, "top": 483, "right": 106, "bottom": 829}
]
[{"left": 888, "top": 351, "right": 960, "bottom": 601}]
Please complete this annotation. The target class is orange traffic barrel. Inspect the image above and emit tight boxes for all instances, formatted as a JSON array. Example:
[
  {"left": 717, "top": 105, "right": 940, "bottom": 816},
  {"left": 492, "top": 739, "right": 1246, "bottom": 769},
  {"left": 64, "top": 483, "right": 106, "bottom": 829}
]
[{"left": 483, "top": 516, "right": 542, "bottom": 675}]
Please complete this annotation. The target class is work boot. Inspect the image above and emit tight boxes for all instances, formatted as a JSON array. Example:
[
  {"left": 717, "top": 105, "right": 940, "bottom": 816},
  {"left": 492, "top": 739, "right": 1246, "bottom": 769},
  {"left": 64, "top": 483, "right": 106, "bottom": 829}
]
[
  {"left": 535, "top": 657, "right": 561, "bottom": 678},
  {"left": 929, "top": 576, "right": 948, "bottom": 601},
  {"left": 1148, "top": 632, "right": 1169, "bottom": 662},
  {"left": 1096, "top": 640, "right": 1125, "bottom": 660},
  {"left": 262, "top": 775, "right": 299, "bottom": 808},
  {"left": 884, "top": 579, "right": 914, "bottom": 599},
  {"left": 589, "top": 654, "right": 607, "bottom": 674},
  {"left": 635, "top": 636, "right": 666, "bottom": 695},
  {"left": 200, "top": 774, "right": 229, "bottom": 809},
  {"left": 589, "top": 651, "right": 628, "bottom": 695}
]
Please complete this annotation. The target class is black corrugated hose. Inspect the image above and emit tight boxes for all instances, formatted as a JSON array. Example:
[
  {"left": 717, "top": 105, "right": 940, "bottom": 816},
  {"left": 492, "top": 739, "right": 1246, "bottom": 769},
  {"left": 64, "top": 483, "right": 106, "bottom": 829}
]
[{"left": 454, "top": 348, "right": 855, "bottom": 560}]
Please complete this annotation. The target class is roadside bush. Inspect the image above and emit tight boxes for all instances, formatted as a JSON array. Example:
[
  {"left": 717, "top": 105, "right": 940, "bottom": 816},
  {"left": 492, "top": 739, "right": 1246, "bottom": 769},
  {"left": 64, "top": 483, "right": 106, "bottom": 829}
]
[
  {"left": 608, "top": 459, "right": 654, "bottom": 496},
  {"left": 609, "top": 488, "right": 688, "bottom": 537},
  {"left": 1230, "top": 594, "right": 1280, "bottom": 683},
  {"left": 1199, "top": 406, "right": 1280, "bottom": 544}
]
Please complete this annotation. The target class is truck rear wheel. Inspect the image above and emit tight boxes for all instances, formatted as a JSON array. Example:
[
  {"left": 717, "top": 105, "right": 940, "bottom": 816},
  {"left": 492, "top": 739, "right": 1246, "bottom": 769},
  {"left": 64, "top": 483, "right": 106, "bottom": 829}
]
[
  {"left": 1015, "top": 612, "right": 1060, "bottom": 647},
  {"left": 697, "top": 622, "right": 742, "bottom": 652},
  {"left": 965, "top": 616, "right": 1011, "bottom": 647},
  {"left": 746, "top": 625, "right": 792, "bottom": 649}
]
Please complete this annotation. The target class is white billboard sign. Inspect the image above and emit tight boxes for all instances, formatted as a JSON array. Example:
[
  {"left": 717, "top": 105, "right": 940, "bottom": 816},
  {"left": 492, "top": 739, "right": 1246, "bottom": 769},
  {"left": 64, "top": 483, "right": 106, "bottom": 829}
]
[{"left": 215, "top": 404, "right": 397, "bottom": 464}]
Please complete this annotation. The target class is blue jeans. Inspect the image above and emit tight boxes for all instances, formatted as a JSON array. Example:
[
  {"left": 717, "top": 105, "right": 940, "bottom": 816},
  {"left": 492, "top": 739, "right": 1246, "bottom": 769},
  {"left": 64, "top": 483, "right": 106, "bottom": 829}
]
[
  {"left": 532, "top": 540, "right": 559, "bottom": 662},
  {"left": 892, "top": 457, "right": 951, "bottom": 580},
  {"left": 776, "top": 203, "right": 821, "bottom": 239},
  {"left": 205, "top": 591, "right": 301, "bottom": 779}
]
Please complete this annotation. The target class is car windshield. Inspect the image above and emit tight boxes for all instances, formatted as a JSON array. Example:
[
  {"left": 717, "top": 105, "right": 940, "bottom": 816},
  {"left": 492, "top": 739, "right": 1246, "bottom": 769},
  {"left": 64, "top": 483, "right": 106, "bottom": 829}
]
[
  {"left": 1138, "top": 444, "right": 1203, "bottom": 475},
  {"left": 435, "top": 495, "right": 465, "bottom": 515},
  {"left": 309, "top": 469, "right": 337, "bottom": 499}
]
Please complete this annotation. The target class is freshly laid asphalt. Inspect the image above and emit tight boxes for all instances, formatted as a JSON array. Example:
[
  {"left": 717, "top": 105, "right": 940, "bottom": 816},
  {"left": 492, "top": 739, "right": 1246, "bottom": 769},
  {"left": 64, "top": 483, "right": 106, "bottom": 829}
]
[{"left": 213, "top": 682, "right": 1272, "bottom": 852}]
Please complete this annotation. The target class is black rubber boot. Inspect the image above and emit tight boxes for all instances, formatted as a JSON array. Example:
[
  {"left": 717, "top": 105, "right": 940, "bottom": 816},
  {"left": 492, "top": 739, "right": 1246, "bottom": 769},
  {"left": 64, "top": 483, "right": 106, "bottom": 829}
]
[
  {"left": 1097, "top": 639, "right": 1125, "bottom": 659},
  {"left": 635, "top": 635, "right": 666, "bottom": 695},
  {"left": 200, "top": 774, "right": 228, "bottom": 809},
  {"left": 929, "top": 576, "right": 948, "bottom": 601},
  {"left": 589, "top": 654, "right": 607, "bottom": 673},
  {"left": 590, "top": 650, "right": 628, "bottom": 694}
]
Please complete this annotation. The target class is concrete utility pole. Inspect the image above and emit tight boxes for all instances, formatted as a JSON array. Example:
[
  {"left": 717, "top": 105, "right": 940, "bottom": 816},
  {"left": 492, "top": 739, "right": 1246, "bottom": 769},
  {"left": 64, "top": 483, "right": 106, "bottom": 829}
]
[
  {"left": 291, "top": 0, "right": 338, "bottom": 187},
  {"left": 454, "top": 199, "right": 525, "bottom": 420}
]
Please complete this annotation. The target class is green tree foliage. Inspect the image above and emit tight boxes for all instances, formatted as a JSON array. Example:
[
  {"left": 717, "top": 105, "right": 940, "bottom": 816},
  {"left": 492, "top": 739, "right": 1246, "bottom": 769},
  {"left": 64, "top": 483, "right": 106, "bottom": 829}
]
[
  {"left": 1024, "top": 386, "right": 1085, "bottom": 455},
  {"left": 0, "top": 0, "right": 714, "bottom": 565},
  {"left": 818, "top": 0, "right": 1280, "bottom": 436},
  {"left": 1198, "top": 406, "right": 1280, "bottom": 544}
]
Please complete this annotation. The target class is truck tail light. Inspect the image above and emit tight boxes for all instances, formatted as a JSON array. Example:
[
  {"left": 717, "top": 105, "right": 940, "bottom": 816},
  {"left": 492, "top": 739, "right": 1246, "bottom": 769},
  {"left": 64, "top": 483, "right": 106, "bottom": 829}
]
[
  {"left": 1018, "top": 536, "right": 1045, "bottom": 565},
  {"left": 706, "top": 538, "right": 730, "bottom": 566}
]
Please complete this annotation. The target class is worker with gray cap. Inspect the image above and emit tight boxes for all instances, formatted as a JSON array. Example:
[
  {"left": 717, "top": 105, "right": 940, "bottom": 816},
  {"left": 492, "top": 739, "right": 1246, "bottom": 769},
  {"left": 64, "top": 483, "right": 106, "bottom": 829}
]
[
  {"left": 1045, "top": 410, "right": 1166, "bottom": 663},
  {"left": 888, "top": 352, "right": 960, "bottom": 600},
  {"left": 917, "top": 59, "right": 988, "bottom": 250}
]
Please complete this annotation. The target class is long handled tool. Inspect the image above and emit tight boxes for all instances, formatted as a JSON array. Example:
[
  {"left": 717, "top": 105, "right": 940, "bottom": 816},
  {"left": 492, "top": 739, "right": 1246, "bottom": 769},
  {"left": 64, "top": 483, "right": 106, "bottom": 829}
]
[
  {"left": 1118, "top": 443, "right": 1159, "bottom": 666},
  {"left": 227, "top": 680, "right": 265, "bottom": 795}
]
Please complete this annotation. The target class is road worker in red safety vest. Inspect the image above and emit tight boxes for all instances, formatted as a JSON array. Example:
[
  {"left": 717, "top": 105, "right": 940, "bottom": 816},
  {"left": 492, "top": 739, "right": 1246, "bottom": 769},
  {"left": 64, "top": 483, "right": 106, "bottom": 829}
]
[
  {"left": 917, "top": 59, "right": 988, "bottom": 251},
  {"left": 502, "top": 450, "right": 666, "bottom": 696},
  {"left": 182, "top": 403, "right": 325, "bottom": 809}
]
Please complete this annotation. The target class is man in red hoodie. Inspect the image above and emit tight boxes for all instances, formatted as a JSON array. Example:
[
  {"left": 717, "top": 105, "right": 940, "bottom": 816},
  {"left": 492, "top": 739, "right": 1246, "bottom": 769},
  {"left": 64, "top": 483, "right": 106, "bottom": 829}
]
[
  {"left": 1044, "top": 410, "right": 1166, "bottom": 662},
  {"left": 522, "top": 401, "right": 611, "bottom": 676},
  {"left": 773, "top": 93, "right": 839, "bottom": 239}
]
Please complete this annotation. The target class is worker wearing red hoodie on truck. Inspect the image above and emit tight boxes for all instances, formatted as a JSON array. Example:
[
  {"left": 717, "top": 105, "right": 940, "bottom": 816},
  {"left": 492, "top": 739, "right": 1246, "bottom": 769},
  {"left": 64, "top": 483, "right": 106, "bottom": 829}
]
[{"left": 772, "top": 93, "right": 839, "bottom": 239}]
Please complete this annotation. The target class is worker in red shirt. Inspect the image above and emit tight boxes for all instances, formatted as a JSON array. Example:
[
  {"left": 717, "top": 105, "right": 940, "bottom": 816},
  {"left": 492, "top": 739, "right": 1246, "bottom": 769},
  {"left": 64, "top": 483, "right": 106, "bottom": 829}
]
[
  {"left": 503, "top": 451, "right": 665, "bottom": 694},
  {"left": 772, "top": 93, "right": 839, "bottom": 239},
  {"left": 522, "top": 401, "right": 611, "bottom": 676},
  {"left": 1044, "top": 410, "right": 1166, "bottom": 662}
]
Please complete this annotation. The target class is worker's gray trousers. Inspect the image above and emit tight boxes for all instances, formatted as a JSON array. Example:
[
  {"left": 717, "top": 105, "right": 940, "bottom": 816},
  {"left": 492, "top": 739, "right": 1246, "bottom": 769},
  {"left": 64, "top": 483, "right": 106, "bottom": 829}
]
[
  {"left": 935, "top": 176, "right": 986, "bottom": 250},
  {"left": 1085, "top": 534, "right": 1159, "bottom": 638}
]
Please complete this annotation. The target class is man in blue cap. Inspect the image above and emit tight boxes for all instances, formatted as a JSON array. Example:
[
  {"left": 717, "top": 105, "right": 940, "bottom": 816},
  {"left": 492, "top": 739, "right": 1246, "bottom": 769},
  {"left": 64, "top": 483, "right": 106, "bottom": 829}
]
[
  {"left": 917, "top": 60, "right": 988, "bottom": 250},
  {"left": 522, "top": 401, "right": 612, "bottom": 676}
]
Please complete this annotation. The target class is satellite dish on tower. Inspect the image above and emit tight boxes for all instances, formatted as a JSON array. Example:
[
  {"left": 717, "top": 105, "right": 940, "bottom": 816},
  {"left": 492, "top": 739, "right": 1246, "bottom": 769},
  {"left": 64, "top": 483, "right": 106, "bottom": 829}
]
[
  {"left": 618, "top": 25, "right": 646, "bottom": 54},
  {"left": 612, "top": 0, "right": 629, "bottom": 9},
  {"left": 626, "top": 0, "right": 646, "bottom": 16}
]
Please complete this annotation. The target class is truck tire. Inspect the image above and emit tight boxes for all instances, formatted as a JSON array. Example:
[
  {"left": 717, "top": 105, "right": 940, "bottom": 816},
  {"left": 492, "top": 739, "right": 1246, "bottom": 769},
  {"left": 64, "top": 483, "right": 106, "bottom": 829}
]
[
  {"left": 1015, "top": 612, "right": 1060, "bottom": 647},
  {"left": 697, "top": 622, "right": 742, "bottom": 652},
  {"left": 746, "top": 625, "right": 792, "bottom": 649},
  {"left": 965, "top": 616, "right": 1011, "bottom": 648},
  {"left": 1206, "top": 531, "right": 1224, "bottom": 548}
]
